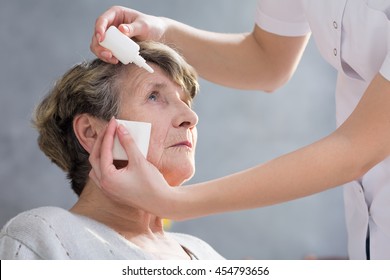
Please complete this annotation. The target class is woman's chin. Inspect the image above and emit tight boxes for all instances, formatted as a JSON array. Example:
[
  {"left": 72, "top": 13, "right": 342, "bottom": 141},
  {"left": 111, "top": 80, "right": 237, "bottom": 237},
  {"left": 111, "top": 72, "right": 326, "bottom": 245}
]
[{"left": 165, "top": 171, "right": 195, "bottom": 187}]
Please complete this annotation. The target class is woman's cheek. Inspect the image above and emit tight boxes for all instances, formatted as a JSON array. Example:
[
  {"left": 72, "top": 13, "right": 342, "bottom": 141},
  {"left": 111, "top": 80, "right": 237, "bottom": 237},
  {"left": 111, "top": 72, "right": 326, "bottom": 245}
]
[
  {"left": 192, "top": 128, "right": 198, "bottom": 149},
  {"left": 146, "top": 137, "right": 165, "bottom": 166}
]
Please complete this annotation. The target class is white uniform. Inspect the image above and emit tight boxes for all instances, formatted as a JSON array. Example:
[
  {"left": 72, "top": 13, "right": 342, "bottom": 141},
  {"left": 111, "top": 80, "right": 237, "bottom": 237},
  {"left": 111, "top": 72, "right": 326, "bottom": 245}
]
[{"left": 255, "top": 0, "right": 390, "bottom": 259}]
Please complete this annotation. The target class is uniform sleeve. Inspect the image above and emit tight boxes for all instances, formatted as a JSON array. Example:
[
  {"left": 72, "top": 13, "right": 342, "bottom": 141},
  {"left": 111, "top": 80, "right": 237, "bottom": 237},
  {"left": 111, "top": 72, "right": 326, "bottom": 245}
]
[
  {"left": 254, "top": 0, "right": 310, "bottom": 36},
  {"left": 379, "top": 20, "right": 390, "bottom": 81},
  {"left": 0, "top": 235, "right": 42, "bottom": 259}
]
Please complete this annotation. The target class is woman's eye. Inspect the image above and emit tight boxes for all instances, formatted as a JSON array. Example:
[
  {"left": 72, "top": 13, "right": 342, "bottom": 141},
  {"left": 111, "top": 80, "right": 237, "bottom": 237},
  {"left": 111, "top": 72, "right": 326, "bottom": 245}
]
[{"left": 148, "top": 92, "right": 159, "bottom": 101}]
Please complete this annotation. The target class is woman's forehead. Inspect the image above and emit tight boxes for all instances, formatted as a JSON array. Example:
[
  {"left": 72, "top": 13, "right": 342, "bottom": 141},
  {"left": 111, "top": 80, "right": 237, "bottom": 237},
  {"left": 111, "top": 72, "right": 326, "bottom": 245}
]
[
  {"left": 120, "top": 66, "right": 192, "bottom": 101},
  {"left": 120, "top": 66, "right": 168, "bottom": 92}
]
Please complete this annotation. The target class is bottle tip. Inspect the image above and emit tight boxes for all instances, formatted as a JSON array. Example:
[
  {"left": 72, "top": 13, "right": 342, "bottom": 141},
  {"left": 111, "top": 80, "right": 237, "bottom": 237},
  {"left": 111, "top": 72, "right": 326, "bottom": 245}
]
[
  {"left": 133, "top": 55, "right": 154, "bottom": 73},
  {"left": 143, "top": 62, "right": 154, "bottom": 73}
]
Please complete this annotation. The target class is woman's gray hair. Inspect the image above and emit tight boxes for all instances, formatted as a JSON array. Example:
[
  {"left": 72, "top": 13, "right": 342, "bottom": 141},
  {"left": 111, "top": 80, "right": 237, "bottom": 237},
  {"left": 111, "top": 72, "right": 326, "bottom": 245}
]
[{"left": 33, "top": 41, "right": 199, "bottom": 196}]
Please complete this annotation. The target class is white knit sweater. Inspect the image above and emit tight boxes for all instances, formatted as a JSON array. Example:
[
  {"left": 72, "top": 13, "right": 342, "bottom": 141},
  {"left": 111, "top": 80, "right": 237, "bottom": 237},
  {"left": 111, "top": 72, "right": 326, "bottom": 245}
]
[{"left": 0, "top": 207, "right": 224, "bottom": 260}]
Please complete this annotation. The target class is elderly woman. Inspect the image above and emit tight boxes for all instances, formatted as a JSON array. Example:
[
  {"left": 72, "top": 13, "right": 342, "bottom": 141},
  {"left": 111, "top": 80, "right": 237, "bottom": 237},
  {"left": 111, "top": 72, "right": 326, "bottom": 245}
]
[{"left": 0, "top": 41, "right": 223, "bottom": 260}]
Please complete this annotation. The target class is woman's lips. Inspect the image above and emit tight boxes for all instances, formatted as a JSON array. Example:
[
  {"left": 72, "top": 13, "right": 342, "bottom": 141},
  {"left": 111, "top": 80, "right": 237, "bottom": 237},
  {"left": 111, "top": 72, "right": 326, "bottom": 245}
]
[{"left": 170, "top": 141, "right": 193, "bottom": 149}]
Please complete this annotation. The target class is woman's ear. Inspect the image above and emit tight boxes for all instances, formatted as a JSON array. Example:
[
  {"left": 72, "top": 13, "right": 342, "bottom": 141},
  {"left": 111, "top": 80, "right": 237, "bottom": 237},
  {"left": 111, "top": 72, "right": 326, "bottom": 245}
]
[{"left": 73, "top": 114, "right": 102, "bottom": 153}]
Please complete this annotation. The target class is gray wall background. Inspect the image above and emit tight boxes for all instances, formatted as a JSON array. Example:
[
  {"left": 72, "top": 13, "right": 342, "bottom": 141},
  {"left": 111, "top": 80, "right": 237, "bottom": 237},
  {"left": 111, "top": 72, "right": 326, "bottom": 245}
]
[{"left": 0, "top": 0, "right": 347, "bottom": 259}]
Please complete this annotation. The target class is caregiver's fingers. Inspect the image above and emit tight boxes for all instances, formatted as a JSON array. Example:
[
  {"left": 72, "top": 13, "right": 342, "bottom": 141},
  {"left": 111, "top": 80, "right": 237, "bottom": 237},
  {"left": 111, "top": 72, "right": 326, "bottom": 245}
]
[
  {"left": 91, "top": 6, "right": 142, "bottom": 62},
  {"left": 90, "top": 33, "right": 119, "bottom": 64},
  {"left": 117, "top": 21, "right": 148, "bottom": 39},
  {"left": 89, "top": 118, "right": 110, "bottom": 179},
  {"left": 116, "top": 123, "right": 146, "bottom": 169},
  {"left": 98, "top": 117, "right": 118, "bottom": 172}
]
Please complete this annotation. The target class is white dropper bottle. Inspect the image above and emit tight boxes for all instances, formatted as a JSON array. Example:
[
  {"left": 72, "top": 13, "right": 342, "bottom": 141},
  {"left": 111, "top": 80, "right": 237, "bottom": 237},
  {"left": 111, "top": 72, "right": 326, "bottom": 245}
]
[{"left": 99, "top": 26, "right": 154, "bottom": 73}]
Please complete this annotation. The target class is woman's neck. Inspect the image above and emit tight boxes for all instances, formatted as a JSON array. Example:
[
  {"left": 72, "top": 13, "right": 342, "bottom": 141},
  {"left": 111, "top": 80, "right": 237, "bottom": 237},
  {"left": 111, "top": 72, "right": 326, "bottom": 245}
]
[
  {"left": 69, "top": 182, "right": 165, "bottom": 238},
  {"left": 70, "top": 181, "right": 192, "bottom": 260}
]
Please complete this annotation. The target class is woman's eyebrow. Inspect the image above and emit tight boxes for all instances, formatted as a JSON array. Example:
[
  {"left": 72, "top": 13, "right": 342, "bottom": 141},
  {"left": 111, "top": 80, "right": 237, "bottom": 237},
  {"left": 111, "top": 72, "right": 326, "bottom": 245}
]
[
  {"left": 147, "top": 82, "right": 167, "bottom": 90},
  {"left": 146, "top": 81, "right": 192, "bottom": 105},
  {"left": 135, "top": 82, "right": 166, "bottom": 97}
]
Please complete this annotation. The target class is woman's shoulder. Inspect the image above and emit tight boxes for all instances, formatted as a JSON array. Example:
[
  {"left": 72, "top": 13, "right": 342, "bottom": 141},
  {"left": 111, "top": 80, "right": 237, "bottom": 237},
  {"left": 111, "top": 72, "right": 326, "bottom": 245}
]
[
  {"left": 0, "top": 206, "right": 76, "bottom": 259},
  {"left": 2, "top": 206, "right": 73, "bottom": 231}
]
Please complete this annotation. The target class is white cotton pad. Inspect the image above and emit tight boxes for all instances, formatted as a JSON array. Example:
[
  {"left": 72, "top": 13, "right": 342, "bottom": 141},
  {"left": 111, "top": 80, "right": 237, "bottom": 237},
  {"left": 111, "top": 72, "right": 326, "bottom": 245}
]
[{"left": 112, "top": 119, "right": 151, "bottom": 160}]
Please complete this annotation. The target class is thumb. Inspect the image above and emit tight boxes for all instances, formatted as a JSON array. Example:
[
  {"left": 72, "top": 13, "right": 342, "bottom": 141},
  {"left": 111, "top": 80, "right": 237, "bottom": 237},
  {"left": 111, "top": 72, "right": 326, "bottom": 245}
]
[{"left": 118, "top": 21, "right": 144, "bottom": 38}]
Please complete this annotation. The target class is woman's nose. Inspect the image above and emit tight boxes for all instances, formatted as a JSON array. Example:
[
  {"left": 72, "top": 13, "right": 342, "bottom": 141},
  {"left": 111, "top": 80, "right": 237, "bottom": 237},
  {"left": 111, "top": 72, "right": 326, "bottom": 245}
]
[{"left": 174, "top": 103, "right": 198, "bottom": 129}]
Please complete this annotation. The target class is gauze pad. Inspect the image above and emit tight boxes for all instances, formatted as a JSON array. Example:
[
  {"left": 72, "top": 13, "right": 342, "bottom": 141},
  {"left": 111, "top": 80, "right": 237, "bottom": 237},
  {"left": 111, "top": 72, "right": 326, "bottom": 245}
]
[{"left": 113, "top": 119, "right": 151, "bottom": 160}]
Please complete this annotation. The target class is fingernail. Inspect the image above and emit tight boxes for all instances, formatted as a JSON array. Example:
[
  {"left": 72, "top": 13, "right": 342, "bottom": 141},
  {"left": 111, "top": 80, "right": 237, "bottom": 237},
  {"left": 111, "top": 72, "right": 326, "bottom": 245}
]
[
  {"left": 121, "top": 25, "right": 130, "bottom": 33},
  {"left": 96, "top": 33, "right": 102, "bottom": 43},
  {"left": 118, "top": 124, "right": 129, "bottom": 135},
  {"left": 108, "top": 116, "right": 115, "bottom": 126},
  {"left": 101, "top": 50, "right": 112, "bottom": 60}
]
